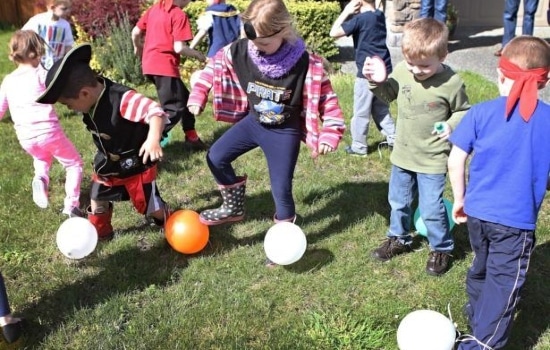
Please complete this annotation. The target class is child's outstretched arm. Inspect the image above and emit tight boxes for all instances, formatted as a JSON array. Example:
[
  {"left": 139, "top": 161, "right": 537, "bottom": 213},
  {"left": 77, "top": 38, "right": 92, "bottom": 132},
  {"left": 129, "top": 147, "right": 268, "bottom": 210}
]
[
  {"left": 118, "top": 90, "right": 168, "bottom": 163},
  {"left": 447, "top": 146, "right": 469, "bottom": 224},
  {"left": 174, "top": 40, "right": 206, "bottom": 62},
  {"left": 140, "top": 114, "right": 166, "bottom": 164},
  {"left": 189, "top": 29, "right": 208, "bottom": 51}
]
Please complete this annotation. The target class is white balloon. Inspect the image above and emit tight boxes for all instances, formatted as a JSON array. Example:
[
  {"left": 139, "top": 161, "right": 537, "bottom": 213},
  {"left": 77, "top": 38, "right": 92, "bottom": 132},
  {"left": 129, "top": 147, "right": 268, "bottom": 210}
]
[
  {"left": 56, "top": 217, "right": 98, "bottom": 259},
  {"left": 397, "top": 310, "right": 456, "bottom": 350},
  {"left": 263, "top": 222, "right": 307, "bottom": 265}
]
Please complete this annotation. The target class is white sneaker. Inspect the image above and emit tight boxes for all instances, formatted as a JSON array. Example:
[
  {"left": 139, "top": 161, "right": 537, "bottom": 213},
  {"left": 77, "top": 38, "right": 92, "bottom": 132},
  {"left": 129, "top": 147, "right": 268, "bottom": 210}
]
[{"left": 32, "top": 178, "right": 48, "bottom": 209}]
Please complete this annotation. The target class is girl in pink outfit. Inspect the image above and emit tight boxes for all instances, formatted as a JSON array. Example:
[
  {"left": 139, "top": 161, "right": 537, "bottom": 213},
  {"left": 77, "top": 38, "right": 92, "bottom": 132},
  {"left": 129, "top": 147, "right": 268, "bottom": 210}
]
[{"left": 0, "top": 30, "right": 83, "bottom": 217}]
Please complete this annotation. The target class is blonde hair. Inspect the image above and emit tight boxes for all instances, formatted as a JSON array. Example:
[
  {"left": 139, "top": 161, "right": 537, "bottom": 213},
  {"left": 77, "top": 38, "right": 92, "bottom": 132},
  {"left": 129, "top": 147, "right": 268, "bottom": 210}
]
[
  {"left": 241, "top": 0, "right": 298, "bottom": 42},
  {"left": 502, "top": 36, "right": 550, "bottom": 70},
  {"left": 402, "top": 18, "right": 448, "bottom": 60},
  {"left": 8, "top": 30, "right": 46, "bottom": 64},
  {"left": 46, "top": 0, "right": 72, "bottom": 7}
]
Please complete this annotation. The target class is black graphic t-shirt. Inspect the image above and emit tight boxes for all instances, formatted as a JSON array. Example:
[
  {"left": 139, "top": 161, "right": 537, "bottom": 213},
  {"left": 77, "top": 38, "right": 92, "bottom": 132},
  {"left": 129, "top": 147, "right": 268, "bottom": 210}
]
[{"left": 231, "top": 39, "right": 308, "bottom": 127}]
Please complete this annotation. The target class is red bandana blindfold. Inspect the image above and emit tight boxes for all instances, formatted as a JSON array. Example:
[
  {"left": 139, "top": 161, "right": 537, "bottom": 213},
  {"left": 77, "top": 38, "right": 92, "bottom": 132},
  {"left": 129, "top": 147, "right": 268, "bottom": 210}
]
[{"left": 498, "top": 56, "right": 549, "bottom": 122}]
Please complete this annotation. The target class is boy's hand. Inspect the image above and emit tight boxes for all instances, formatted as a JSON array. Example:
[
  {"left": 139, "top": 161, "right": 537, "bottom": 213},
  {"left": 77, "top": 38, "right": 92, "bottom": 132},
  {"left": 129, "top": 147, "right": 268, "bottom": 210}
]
[
  {"left": 193, "top": 50, "right": 206, "bottom": 62},
  {"left": 188, "top": 105, "right": 202, "bottom": 116},
  {"left": 362, "top": 56, "right": 387, "bottom": 83},
  {"left": 318, "top": 143, "right": 334, "bottom": 155},
  {"left": 431, "top": 122, "right": 451, "bottom": 140},
  {"left": 344, "top": 0, "right": 361, "bottom": 15},
  {"left": 139, "top": 139, "right": 163, "bottom": 164},
  {"left": 452, "top": 201, "right": 467, "bottom": 224}
]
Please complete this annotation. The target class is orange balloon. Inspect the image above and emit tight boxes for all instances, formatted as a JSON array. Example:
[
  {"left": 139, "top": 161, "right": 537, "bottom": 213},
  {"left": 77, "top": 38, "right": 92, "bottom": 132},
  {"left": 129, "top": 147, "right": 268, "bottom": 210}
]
[{"left": 165, "top": 210, "right": 209, "bottom": 254}]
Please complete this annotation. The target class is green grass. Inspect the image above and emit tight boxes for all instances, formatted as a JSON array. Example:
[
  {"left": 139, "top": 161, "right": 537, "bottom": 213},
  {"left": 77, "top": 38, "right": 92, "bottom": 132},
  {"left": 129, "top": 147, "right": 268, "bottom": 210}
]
[{"left": 1, "top": 28, "right": 549, "bottom": 350}]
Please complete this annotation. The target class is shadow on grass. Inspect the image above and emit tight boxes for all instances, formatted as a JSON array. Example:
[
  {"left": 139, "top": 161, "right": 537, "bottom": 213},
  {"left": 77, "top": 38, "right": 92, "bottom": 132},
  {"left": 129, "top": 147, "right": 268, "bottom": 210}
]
[
  {"left": 190, "top": 181, "right": 389, "bottom": 262},
  {"left": 17, "top": 243, "right": 186, "bottom": 348},
  {"left": 506, "top": 240, "right": 550, "bottom": 349}
]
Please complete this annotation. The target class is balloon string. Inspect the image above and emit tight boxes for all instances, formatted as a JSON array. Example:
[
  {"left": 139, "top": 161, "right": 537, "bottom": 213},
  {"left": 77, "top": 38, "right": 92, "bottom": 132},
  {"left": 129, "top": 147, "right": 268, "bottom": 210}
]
[{"left": 450, "top": 302, "right": 495, "bottom": 350}]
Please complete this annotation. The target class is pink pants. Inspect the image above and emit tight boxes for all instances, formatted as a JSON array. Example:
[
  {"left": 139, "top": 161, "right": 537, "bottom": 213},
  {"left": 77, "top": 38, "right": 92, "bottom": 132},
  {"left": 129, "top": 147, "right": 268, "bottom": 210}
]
[{"left": 20, "top": 130, "right": 83, "bottom": 209}]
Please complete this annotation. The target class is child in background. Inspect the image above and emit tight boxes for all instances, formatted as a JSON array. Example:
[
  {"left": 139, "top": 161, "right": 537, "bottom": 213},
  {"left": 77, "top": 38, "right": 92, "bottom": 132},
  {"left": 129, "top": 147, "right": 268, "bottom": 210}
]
[
  {"left": 188, "top": 0, "right": 345, "bottom": 266},
  {"left": 448, "top": 36, "right": 550, "bottom": 350},
  {"left": 0, "top": 272, "right": 24, "bottom": 344},
  {"left": 132, "top": 0, "right": 207, "bottom": 150},
  {"left": 37, "top": 43, "right": 171, "bottom": 241},
  {"left": 363, "top": 18, "right": 470, "bottom": 276},
  {"left": 419, "top": 0, "right": 449, "bottom": 23},
  {"left": 330, "top": 0, "right": 395, "bottom": 156},
  {"left": 22, "top": 0, "right": 74, "bottom": 69},
  {"left": 0, "top": 30, "right": 83, "bottom": 217},
  {"left": 189, "top": 0, "right": 242, "bottom": 59}
]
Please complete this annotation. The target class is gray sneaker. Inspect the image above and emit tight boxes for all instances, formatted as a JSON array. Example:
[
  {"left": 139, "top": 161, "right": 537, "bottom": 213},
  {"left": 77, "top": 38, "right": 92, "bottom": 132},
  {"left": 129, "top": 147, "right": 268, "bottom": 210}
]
[
  {"left": 62, "top": 206, "right": 84, "bottom": 218},
  {"left": 344, "top": 146, "right": 367, "bottom": 157}
]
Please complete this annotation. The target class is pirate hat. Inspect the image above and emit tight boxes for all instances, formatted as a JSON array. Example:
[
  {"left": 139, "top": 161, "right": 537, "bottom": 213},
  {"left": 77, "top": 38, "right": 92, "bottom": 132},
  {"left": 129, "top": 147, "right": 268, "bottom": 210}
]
[{"left": 37, "top": 43, "right": 92, "bottom": 104}]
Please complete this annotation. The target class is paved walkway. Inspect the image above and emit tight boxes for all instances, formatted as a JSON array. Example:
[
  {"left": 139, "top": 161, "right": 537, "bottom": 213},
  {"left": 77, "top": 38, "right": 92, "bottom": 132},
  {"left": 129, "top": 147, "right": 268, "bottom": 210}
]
[{"left": 335, "top": 26, "right": 550, "bottom": 102}]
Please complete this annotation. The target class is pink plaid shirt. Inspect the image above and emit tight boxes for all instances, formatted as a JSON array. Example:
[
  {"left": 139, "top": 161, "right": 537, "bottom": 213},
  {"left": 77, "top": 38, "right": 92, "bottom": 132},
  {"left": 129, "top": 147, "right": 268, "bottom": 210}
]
[{"left": 188, "top": 45, "right": 345, "bottom": 158}]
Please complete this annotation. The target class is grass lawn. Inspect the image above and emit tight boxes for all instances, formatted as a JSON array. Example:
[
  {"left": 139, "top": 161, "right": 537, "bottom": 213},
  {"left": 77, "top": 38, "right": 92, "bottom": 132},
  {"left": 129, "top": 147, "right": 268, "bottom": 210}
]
[{"left": 1, "top": 28, "right": 549, "bottom": 349}]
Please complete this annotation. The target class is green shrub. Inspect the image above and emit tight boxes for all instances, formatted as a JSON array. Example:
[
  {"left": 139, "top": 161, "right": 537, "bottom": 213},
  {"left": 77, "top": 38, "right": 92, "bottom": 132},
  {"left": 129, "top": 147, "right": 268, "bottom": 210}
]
[
  {"left": 185, "top": 0, "right": 340, "bottom": 59},
  {"left": 92, "top": 13, "right": 147, "bottom": 87}
]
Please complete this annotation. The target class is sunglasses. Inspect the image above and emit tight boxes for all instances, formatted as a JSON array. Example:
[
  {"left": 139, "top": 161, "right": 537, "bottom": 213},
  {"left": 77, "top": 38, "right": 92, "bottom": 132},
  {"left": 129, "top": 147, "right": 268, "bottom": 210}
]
[{"left": 243, "top": 22, "right": 283, "bottom": 40}]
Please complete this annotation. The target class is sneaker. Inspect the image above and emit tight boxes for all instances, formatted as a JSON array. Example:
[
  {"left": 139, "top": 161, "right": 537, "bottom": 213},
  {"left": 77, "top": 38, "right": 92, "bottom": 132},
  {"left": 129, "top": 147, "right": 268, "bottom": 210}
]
[
  {"left": 62, "top": 206, "right": 84, "bottom": 218},
  {"left": 265, "top": 258, "right": 278, "bottom": 268},
  {"left": 160, "top": 130, "right": 172, "bottom": 148},
  {"left": 183, "top": 137, "right": 209, "bottom": 151},
  {"left": 32, "top": 177, "right": 48, "bottom": 209},
  {"left": 425, "top": 251, "right": 452, "bottom": 276},
  {"left": 371, "top": 237, "right": 412, "bottom": 262},
  {"left": 377, "top": 141, "right": 393, "bottom": 158},
  {"left": 344, "top": 146, "right": 367, "bottom": 157}
]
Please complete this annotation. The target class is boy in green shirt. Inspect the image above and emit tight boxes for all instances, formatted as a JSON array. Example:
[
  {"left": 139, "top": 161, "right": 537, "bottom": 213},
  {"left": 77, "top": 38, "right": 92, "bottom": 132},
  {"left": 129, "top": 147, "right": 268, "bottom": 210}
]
[{"left": 363, "top": 18, "right": 470, "bottom": 276}]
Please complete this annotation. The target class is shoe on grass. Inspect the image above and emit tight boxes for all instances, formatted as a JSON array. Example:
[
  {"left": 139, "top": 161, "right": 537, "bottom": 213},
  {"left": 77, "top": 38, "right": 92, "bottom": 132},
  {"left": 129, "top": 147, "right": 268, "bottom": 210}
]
[
  {"left": 425, "top": 251, "right": 452, "bottom": 276},
  {"left": 344, "top": 146, "right": 367, "bottom": 157},
  {"left": 62, "top": 206, "right": 84, "bottom": 218},
  {"left": 184, "top": 137, "right": 209, "bottom": 151},
  {"left": 371, "top": 237, "right": 412, "bottom": 262},
  {"left": 32, "top": 177, "right": 48, "bottom": 209}
]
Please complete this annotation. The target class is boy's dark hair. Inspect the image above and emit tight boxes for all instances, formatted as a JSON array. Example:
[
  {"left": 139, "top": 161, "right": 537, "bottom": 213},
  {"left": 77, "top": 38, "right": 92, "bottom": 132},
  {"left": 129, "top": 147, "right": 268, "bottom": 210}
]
[{"left": 60, "top": 64, "right": 98, "bottom": 100}]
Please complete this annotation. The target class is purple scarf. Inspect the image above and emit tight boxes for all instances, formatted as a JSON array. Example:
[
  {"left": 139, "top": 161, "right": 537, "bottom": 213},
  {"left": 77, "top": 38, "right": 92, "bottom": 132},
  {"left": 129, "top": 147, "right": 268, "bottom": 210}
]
[{"left": 247, "top": 39, "right": 307, "bottom": 79}]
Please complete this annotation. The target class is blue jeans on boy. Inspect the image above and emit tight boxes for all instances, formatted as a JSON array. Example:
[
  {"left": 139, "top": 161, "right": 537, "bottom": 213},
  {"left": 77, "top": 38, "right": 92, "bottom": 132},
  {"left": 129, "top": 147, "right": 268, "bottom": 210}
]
[
  {"left": 458, "top": 217, "right": 535, "bottom": 350},
  {"left": 502, "top": 0, "right": 540, "bottom": 47},
  {"left": 387, "top": 165, "right": 453, "bottom": 253},
  {"left": 350, "top": 78, "right": 395, "bottom": 154},
  {"left": 420, "top": 0, "right": 449, "bottom": 23}
]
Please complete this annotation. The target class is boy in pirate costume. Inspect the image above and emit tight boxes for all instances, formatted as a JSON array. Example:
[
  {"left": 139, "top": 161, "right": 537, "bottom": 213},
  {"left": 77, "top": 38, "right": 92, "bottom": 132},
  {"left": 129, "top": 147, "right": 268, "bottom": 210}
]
[{"left": 37, "top": 44, "right": 171, "bottom": 241}]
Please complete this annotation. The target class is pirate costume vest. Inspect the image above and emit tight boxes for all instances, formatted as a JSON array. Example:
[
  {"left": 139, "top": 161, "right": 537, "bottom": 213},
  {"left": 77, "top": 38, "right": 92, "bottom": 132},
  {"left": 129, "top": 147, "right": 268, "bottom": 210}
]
[{"left": 83, "top": 78, "right": 153, "bottom": 178}]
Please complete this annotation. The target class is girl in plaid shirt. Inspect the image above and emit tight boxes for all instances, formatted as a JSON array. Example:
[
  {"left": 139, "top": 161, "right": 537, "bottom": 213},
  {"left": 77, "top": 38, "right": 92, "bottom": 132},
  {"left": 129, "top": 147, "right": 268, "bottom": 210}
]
[{"left": 188, "top": 0, "right": 345, "bottom": 265}]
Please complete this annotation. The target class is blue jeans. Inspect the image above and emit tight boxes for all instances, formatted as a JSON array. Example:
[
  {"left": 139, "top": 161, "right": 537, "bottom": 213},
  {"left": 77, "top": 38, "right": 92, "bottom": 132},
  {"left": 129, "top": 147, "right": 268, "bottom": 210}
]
[
  {"left": 420, "top": 0, "right": 449, "bottom": 23},
  {"left": 502, "top": 0, "right": 540, "bottom": 46},
  {"left": 387, "top": 165, "right": 453, "bottom": 252},
  {"left": 350, "top": 78, "right": 395, "bottom": 154}
]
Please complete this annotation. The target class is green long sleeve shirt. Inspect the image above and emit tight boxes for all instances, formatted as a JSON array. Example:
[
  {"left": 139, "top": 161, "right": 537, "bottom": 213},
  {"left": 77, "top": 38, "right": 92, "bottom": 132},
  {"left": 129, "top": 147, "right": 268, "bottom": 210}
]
[{"left": 371, "top": 61, "right": 470, "bottom": 174}]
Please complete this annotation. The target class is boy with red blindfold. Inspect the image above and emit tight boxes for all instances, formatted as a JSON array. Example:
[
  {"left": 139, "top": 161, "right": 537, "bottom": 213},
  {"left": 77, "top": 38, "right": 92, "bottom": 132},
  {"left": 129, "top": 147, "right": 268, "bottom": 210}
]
[{"left": 448, "top": 36, "right": 550, "bottom": 350}]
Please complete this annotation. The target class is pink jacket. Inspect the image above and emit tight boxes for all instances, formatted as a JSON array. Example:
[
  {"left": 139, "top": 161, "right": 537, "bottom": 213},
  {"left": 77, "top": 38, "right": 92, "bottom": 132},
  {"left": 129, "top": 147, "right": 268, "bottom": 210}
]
[{"left": 188, "top": 45, "right": 345, "bottom": 158}]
